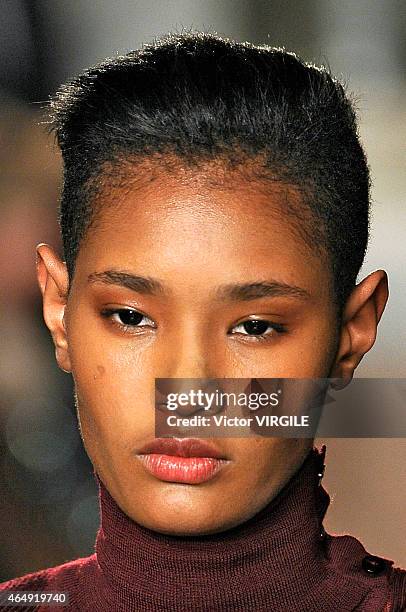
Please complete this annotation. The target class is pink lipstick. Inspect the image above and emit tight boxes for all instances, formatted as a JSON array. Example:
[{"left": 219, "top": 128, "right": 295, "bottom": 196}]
[{"left": 136, "top": 438, "right": 230, "bottom": 484}]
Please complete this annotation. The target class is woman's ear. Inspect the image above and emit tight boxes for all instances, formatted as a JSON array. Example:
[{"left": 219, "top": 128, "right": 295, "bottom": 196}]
[
  {"left": 36, "top": 243, "right": 72, "bottom": 373},
  {"left": 330, "top": 270, "right": 389, "bottom": 389}
]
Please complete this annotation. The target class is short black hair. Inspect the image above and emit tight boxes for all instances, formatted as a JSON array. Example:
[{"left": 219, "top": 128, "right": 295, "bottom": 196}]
[{"left": 49, "top": 29, "right": 370, "bottom": 320}]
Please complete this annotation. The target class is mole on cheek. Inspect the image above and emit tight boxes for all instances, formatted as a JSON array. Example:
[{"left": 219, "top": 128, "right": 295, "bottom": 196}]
[{"left": 94, "top": 365, "right": 106, "bottom": 379}]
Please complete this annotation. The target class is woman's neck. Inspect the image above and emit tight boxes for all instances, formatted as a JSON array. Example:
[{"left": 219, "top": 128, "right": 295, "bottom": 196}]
[{"left": 91, "top": 446, "right": 344, "bottom": 611}]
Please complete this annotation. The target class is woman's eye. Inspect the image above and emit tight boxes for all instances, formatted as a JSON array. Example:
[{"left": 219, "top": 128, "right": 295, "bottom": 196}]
[
  {"left": 101, "top": 308, "right": 156, "bottom": 331},
  {"left": 231, "top": 319, "right": 286, "bottom": 339}
]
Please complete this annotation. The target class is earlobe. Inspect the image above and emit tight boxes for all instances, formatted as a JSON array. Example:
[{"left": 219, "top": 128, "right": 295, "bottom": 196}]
[
  {"left": 36, "top": 243, "right": 72, "bottom": 373},
  {"left": 329, "top": 270, "right": 389, "bottom": 387}
]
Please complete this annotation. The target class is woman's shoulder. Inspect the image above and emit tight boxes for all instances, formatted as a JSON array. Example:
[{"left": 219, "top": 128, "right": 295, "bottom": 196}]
[
  {"left": 325, "top": 532, "right": 406, "bottom": 611},
  {"left": 389, "top": 566, "right": 406, "bottom": 612},
  {"left": 0, "top": 553, "right": 97, "bottom": 593}
]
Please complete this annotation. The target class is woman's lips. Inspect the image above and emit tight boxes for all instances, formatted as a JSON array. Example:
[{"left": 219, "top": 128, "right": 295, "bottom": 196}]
[
  {"left": 136, "top": 453, "right": 229, "bottom": 484},
  {"left": 136, "top": 438, "right": 230, "bottom": 484}
]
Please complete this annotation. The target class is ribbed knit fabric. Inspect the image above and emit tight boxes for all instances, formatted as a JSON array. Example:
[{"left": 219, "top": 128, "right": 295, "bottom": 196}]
[{"left": 1, "top": 445, "right": 404, "bottom": 611}]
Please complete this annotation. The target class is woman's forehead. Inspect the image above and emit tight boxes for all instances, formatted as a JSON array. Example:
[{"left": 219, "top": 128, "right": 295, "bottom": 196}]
[
  {"left": 74, "top": 173, "right": 332, "bottom": 304},
  {"left": 89, "top": 158, "right": 323, "bottom": 252}
]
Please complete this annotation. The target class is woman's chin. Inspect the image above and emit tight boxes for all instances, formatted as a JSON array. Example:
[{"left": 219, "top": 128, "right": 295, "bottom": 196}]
[
  {"left": 124, "top": 491, "right": 245, "bottom": 536},
  {"left": 134, "top": 513, "right": 240, "bottom": 537}
]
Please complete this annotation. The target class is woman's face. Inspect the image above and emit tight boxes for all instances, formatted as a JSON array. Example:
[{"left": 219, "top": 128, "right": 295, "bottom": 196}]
[{"left": 56, "top": 163, "right": 340, "bottom": 535}]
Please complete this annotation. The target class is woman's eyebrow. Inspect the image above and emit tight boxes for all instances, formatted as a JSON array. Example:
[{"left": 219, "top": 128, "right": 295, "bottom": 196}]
[
  {"left": 215, "top": 281, "right": 311, "bottom": 301},
  {"left": 87, "top": 270, "right": 166, "bottom": 295},
  {"left": 87, "top": 270, "right": 310, "bottom": 301}
]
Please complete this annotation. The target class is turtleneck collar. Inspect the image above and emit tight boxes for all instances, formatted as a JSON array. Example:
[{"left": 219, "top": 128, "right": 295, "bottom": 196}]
[{"left": 89, "top": 446, "right": 385, "bottom": 611}]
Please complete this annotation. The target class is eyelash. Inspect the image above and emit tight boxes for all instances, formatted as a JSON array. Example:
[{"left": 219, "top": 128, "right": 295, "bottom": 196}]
[
  {"left": 231, "top": 319, "right": 287, "bottom": 342},
  {"left": 101, "top": 308, "right": 156, "bottom": 334},
  {"left": 100, "top": 308, "right": 287, "bottom": 341}
]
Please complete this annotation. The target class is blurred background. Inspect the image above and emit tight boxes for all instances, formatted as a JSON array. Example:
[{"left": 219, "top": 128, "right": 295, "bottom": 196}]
[{"left": 0, "top": 0, "right": 405, "bottom": 580}]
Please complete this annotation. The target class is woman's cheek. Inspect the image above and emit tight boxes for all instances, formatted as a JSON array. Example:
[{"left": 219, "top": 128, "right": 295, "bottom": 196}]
[{"left": 72, "top": 350, "right": 155, "bottom": 458}]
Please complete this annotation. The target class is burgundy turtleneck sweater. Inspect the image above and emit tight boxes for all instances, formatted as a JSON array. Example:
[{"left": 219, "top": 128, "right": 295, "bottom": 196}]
[{"left": 1, "top": 446, "right": 404, "bottom": 611}]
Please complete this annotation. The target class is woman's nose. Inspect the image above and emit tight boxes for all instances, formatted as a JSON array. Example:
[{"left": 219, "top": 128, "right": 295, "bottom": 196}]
[
  {"left": 161, "top": 324, "right": 217, "bottom": 379},
  {"left": 155, "top": 328, "right": 220, "bottom": 414}
]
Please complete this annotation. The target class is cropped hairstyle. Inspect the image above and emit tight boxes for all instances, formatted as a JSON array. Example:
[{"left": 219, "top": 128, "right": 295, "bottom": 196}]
[{"left": 49, "top": 30, "right": 370, "bottom": 320}]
